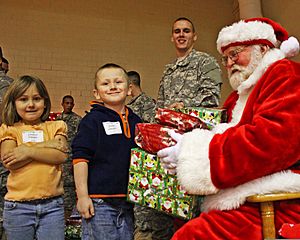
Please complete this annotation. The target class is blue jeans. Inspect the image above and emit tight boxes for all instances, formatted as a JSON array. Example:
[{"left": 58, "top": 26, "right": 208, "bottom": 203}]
[
  {"left": 82, "top": 198, "right": 134, "bottom": 240},
  {"left": 3, "top": 196, "right": 65, "bottom": 240}
]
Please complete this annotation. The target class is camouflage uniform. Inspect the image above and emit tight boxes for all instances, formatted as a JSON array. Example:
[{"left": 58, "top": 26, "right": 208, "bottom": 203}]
[
  {"left": 156, "top": 49, "right": 222, "bottom": 109},
  {"left": 0, "top": 71, "right": 13, "bottom": 123},
  {"left": 56, "top": 111, "right": 82, "bottom": 218},
  {"left": 134, "top": 49, "right": 222, "bottom": 240},
  {"left": 0, "top": 166, "right": 8, "bottom": 240},
  {"left": 0, "top": 71, "right": 13, "bottom": 240},
  {"left": 127, "top": 92, "right": 156, "bottom": 123}
]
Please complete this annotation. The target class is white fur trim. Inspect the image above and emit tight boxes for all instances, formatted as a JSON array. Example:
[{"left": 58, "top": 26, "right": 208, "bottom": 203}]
[
  {"left": 176, "top": 129, "right": 219, "bottom": 195},
  {"left": 202, "top": 171, "right": 300, "bottom": 212},
  {"left": 237, "top": 48, "right": 285, "bottom": 95},
  {"left": 212, "top": 94, "right": 248, "bottom": 136},
  {"left": 280, "top": 36, "right": 300, "bottom": 58},
  {"left": 176, "top": 91, "right": 250, "bottom": 196},
  {"left": 217, "top": 20, "right": 277, "bottom": 53}
]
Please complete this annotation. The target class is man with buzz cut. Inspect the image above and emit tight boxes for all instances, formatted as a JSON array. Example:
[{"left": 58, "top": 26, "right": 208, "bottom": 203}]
[
  {"left": 127, "top": 70, "right": 156, "bottom": 123},
  {"left": 156, "top": 17, "right": 222, "bottom": 110},
  {"left": 134, "top": 17, "right": 223, "bottom": 240}
]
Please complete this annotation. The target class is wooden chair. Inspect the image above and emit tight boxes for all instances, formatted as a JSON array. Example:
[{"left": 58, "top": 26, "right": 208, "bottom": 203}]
[{"left": 246, "top": 192, "right": 300, "bottom": 239}]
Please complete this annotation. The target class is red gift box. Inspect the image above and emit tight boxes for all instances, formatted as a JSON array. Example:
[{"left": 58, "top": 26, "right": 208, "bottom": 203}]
[
  {"left": 155, "top": 108, "right": 208, "bottom": 132},
  {"left": 135, "top": 123, "right": 182, "bottom": 154}
]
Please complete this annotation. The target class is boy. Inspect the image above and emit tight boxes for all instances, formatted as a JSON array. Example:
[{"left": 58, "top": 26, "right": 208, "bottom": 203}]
[{"left": 72, "top": 63, "right": 141, "bottom": 240}]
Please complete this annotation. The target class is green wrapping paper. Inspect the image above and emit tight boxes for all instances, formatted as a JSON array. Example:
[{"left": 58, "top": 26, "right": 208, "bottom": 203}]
[
  {"left": 127, "top": 148, "right": 203, "bottom": 220},
  {"left": 175, "top": 107, "right": 227, "bottom": 129}
]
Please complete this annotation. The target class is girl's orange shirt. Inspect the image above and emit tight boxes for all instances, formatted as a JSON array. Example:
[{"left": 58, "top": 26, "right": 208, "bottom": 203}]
[{"left": 0, "top": 120, "right": 67, "bottom": 201}]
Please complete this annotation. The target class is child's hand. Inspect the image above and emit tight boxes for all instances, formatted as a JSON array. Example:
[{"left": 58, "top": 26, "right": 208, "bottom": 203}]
[
  {"left": 36, "top": 139, "right": 69, "bottom": 153},
  {"left": 2, "top": 145, "right": 31, "bottom": 167},
  {"left": 77, "top": 196, "right": 95, "bottom": 219}
]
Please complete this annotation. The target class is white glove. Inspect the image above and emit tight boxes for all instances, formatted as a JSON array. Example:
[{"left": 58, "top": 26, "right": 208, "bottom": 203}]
[{"left": 157, "top": 130, "right": 183, "bottom": 174}]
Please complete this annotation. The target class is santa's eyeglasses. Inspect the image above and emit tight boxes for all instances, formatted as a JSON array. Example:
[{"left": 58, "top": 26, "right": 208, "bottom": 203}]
[{"left": 221, "top": 46, "right": 248, "bottom": 67}]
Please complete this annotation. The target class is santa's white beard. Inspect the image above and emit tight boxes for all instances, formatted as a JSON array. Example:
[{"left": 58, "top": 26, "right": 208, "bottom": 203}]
[{"left": 229, "top": 47, "right": 264, "bottom": 90}]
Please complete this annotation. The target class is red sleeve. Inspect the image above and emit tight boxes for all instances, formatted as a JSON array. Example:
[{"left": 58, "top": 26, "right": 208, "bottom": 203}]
[{"left": 209, "top": 60, "right": 300, "bottom": 189}]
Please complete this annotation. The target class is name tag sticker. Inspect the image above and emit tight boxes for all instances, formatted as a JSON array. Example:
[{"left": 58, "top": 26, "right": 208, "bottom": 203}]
[
  {"left": 22, "top": 130, "right": 44, "bottom": 143},
  {"left": 103, "top": 121, "right": 122, "bottom": 135}
]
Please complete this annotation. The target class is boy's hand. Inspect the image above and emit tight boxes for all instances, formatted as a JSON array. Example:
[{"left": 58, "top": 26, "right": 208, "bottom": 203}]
[{"left": 77, "top": 196, "right": 95, "bottom": 219}]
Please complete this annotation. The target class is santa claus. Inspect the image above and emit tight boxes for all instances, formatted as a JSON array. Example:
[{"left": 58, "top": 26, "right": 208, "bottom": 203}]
[{"left": 158, "top": 17, "right": 300, "bottom": 239}]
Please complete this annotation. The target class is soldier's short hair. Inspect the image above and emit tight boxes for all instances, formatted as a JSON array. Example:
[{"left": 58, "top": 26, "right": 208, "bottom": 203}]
[
  {"left": 127, "top": 71, "right": 141, "bottom": 87},
  {"left": 173, "top": 17, "right": 195, "bottom": 33},
  {"left": 62, "top": 95, "right": 74, "bottom": 103}
]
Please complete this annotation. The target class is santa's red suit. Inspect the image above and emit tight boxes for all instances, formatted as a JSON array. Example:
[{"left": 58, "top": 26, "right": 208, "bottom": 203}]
[{"left": 171, "top": 40, "right": 300, "bottom": 239}]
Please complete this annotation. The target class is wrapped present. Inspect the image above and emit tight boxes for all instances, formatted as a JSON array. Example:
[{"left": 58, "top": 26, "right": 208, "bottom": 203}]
[
  {"left": 127, "top": 148, "right": 203, "bottom": 220},
  {"left": 135, "top": 123, "right": 182, "bottom": 154},
  {"left": 155, "top": 108, "right": 208, "bottom": 132},
  {"left": 175, "top": 107, "right": 227, "bottom": 129}
]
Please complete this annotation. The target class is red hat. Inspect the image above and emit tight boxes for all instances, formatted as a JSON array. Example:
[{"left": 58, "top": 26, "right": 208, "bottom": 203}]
[{"left": 216, "top": 17, "right": 299, "bottom": 58}]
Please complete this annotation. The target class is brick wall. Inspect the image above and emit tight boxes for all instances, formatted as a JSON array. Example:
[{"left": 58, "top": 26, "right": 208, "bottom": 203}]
[{"left": 1, "top": 0, "right": 299, "bottom": 116}]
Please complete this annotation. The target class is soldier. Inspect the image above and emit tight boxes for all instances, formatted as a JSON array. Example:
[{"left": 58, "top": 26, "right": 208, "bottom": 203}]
[
  {"left": 1, "top": 58, "right": 9, "bottom": 75},
  {"left": 0, "top": 53, "right": 13, "bottom": 123},
  {"left": 156, "top": 17, "right": 222, "bottom": 110},
  {"left": 127, "top": 71, "right": 156, "bottom": 123},
  {"left": 56, "top": 95, "right": 82, "bottom": 219},
  {"left": 0, "top": 48, "right": 13, "bottom": 240},
  {"left": 134, "top": 17, "right": 223, "bottom": 240},
  {"left": 126, "top": 71, "right": 158, "bottom": 238}
]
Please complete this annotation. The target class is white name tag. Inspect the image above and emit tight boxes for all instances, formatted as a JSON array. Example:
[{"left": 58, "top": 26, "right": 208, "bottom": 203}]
[
  {"left": 22, "top": 130, "right": 44, "bottom": 143},
  {"left": 103, "top": 121, "right": 122, "bottom": 135}
]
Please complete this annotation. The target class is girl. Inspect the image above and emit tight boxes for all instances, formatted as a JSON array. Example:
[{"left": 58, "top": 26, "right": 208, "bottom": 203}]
[{"left": 0, "top": 75, "right": 68, "bottom": 240}]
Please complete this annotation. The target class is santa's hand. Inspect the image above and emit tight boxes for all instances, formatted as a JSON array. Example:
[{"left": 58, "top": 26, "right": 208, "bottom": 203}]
[{"left": 157, "top": 130, "right": 183, "bottom": 174}]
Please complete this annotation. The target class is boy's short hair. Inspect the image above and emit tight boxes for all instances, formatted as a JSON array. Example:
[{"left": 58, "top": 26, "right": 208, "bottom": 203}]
[{"left": 94, "top": 63, "right": 128, "bottom": 89}]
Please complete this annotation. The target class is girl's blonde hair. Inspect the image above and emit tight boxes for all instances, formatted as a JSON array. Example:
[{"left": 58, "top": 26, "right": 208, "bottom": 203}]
[{"left": 2, "top": 75, "right": 51, "bottom": 126}]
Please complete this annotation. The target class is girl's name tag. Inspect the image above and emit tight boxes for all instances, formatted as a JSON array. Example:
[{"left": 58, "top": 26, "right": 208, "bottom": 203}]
[
  {"left": 103, "top": 121, "right": 122, "bottom": 135},
  {"left": 22, "top": 130, "right": 44, "bottom": 143}
]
